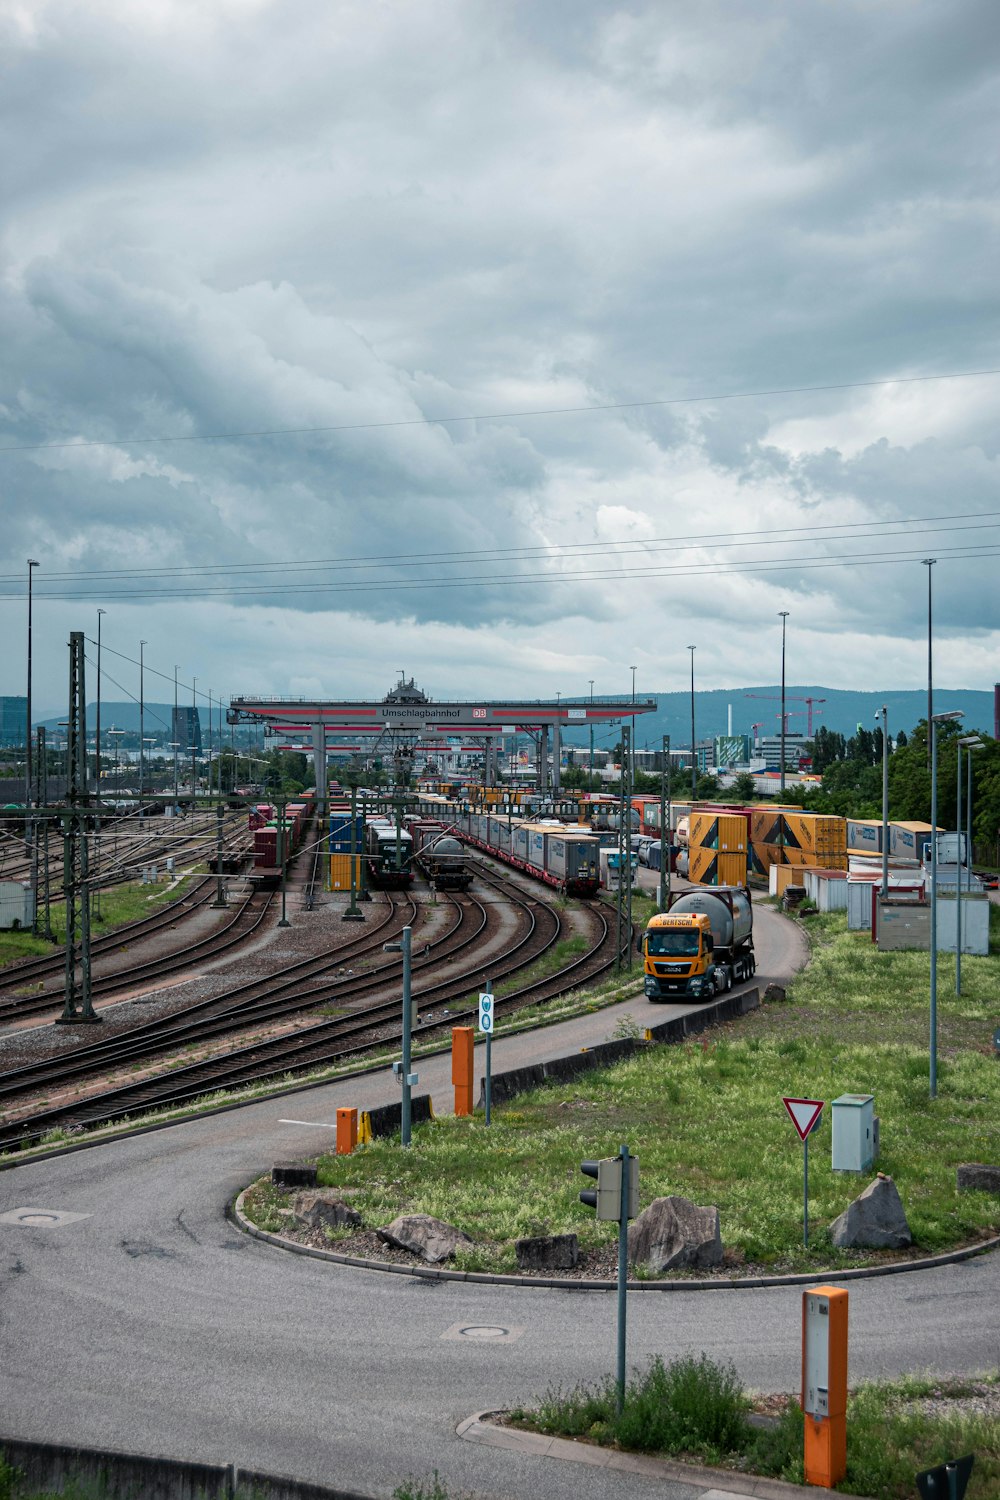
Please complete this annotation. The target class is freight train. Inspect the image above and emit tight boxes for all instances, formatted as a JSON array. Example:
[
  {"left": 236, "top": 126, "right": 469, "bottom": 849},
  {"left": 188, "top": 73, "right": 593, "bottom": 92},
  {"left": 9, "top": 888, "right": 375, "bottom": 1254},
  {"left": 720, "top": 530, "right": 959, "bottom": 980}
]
[
  {"left": 417, "top": 797, "right": 601, "bottom": 896},
  {"left": 250, "top": 794, "right": 315, "bottom": 888}
]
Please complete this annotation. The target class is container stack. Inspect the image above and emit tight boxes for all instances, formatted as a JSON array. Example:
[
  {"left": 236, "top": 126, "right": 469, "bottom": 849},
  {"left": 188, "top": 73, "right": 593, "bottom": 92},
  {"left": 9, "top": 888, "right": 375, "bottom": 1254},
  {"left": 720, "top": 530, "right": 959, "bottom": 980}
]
[
  {"left": 687, "top": 811, "right": 748, "bottom": 886},
  {"left": 749, "top": 809, "right": 847, "bottom": 876},
  {"left": 329, "top": 809, "right": 364, "bottom": 892}
]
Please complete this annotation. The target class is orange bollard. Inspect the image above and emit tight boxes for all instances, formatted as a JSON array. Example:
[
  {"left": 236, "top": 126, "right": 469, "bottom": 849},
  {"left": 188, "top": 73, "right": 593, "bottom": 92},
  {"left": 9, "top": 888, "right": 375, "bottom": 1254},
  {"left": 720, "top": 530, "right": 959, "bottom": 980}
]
[
  {"left": 336, "top": 1106, "right": 358, "bottom": 1155},
  {"left": 802, "top": 1286, "right": 848, "bottom": 1488},
  {"left": 452, "top": 1026, "right": 475, "bottom": 1117}
]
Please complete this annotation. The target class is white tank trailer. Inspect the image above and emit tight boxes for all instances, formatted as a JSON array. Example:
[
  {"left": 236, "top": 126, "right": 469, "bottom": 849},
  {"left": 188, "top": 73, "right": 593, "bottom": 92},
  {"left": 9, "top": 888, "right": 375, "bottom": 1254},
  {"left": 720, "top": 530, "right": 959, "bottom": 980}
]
[{"left": 665, "top": 885, "right": 755, "bottom": 984}]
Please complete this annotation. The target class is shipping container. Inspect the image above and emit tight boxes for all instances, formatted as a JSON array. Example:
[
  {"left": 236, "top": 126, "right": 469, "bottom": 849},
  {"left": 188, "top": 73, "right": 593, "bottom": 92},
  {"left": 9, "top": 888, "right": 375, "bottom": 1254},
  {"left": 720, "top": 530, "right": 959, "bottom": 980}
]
[
  {"left": 689, "top": 811, "right": 748, "bottom": 853},
  {"left": 688, "top": 845, "right": 747, "bottom": 887},
  {"left": 847, "top": 819, "right": 883, "bottom": 854},
  {"left": 546, "top": 832, "right": 601, "bottom": 886},
  {"left": 889, "top": 821, "right": 936, "bottom": 860},
  {"left": 329, "top": 853, "right": 363, "bottom": 891}
]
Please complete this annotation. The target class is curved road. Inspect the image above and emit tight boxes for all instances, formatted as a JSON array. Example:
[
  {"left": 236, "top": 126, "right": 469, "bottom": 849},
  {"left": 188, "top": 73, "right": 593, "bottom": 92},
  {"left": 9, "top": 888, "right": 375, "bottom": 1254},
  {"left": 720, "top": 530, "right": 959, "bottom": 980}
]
[{"left": 2, "top": 904, "right": 997, "bottom": 1500}]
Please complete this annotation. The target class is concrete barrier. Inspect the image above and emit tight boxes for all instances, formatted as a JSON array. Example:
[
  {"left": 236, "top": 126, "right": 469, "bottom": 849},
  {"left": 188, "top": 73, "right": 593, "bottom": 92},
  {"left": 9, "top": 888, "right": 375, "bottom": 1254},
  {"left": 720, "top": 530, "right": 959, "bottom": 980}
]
[
  {"left": 0, "top": 1438, "right": 375, "bottom": 1500},
  {"left": 479, "top": 989, "right": 760, "bottom": 1109}
]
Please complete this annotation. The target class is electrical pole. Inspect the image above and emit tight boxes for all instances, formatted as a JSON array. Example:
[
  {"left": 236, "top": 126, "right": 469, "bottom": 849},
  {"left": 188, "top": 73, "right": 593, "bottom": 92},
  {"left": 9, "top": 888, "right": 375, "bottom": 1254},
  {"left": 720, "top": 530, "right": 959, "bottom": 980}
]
[
  {"left": 688, "top": 645, "right": 697, "bottom": 798},
  {"left": 56, "top": 632, "right": 101, "bottom": 1025}
]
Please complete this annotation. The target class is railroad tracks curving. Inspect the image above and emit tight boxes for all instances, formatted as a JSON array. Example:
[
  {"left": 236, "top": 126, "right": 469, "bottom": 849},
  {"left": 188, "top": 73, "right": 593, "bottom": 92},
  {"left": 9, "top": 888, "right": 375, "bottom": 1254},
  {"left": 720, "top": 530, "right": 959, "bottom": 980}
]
[{"left": 0, "top": 865, "right": 616, "bottom": 1154}]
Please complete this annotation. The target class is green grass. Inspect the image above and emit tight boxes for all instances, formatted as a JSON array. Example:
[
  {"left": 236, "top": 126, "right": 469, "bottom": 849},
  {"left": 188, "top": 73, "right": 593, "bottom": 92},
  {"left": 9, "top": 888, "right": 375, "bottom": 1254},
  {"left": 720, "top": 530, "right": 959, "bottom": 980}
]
[
  {"left": 0, "top": 872, "right": 203, "bottom": 969},
  {"left": 509, "top": 1362, "right": 1000, "bottom": 1500},
  {"left": 242, "top": 912, "right": 1000, "bottom": 1275}
]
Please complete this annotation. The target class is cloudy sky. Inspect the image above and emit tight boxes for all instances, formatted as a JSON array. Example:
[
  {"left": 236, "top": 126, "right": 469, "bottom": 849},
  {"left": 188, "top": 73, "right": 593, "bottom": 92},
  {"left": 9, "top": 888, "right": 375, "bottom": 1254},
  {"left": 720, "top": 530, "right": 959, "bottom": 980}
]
[{"left": 2, "top": 0, "right": 999, "bottom": 719}]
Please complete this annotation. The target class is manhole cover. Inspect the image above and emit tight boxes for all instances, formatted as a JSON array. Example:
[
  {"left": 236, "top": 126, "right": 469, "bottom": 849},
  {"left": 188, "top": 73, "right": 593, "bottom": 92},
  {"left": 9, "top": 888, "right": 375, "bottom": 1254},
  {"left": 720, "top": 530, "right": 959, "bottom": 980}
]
[
  {"left": 0, "top": 1207, "right": 92, "bottom": 1228},
  {"left": 441, "top": 1321, "right": 524, "bottom": 1344}
]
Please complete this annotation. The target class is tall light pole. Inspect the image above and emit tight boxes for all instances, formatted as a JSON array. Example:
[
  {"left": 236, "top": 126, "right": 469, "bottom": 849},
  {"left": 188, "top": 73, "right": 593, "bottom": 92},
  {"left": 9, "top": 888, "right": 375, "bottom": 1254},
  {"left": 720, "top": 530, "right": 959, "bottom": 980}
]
[
  {"left": 173, "top": 665, "right": 180, "bottom": 812},
  {"left": 95, "top": 608, "right": 106, "bottom": 793},
  {"left": 778, "top": 611, "right": 790, "bottom": 794},
  {"left": 923, "top": 559, "right": 936, "bottom": 765},
  {"left": 658, "top": 733, "right": 671, "bottom": 912},
  {"left": 688, "top": 645, "right": 696, "bottom": 798},
  {"left": 955, "top": 735, "right": 983, "bottom": 995},
  {"left": 589, "top": 679, "right": 595, "bottom": 790},
  {"left": 138, "top": 640, "right": 147, "bottom": 817},
  {"left": 929, "top": 708, "right": 963, "bottom": 1097},
  {"left": 25, "top": 559, "right": 39, "bottom": 811},
  {"left": 877, "top": 706, "right": 889, "bottom": 898}
]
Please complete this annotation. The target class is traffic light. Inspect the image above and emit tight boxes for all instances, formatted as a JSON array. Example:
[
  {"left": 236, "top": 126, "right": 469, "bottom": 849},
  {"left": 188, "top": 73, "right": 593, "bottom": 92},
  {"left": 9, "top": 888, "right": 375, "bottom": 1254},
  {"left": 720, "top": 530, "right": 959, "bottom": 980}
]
[{"left": 580, "top": 1156, "right": 639, "bottom": 1221}]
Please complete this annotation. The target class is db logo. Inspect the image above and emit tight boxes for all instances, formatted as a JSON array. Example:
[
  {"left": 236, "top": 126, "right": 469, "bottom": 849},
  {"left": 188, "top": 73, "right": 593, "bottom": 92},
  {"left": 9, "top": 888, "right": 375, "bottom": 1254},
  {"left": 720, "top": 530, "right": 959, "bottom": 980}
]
[{"left": 472, "top": 707, "right": 487, "bottom": 719}]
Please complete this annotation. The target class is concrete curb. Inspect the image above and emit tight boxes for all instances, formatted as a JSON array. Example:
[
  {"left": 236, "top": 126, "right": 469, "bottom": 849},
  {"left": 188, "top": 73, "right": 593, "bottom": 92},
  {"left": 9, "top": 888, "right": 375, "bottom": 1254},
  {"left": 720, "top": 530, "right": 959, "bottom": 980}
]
[
  {"left": 230, "top": 1190, "right": 1000, "bottom": 1291},
  {"left": 455, "top": 1411, "right": 873, "bottom": 1500}
]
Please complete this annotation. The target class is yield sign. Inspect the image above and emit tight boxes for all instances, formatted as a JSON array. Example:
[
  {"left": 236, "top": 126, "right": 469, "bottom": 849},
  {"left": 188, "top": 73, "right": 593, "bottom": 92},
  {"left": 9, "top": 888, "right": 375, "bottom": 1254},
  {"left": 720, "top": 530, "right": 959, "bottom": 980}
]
[{"left": 783, "top": 1097, "right": 824, "bottom": 1142}]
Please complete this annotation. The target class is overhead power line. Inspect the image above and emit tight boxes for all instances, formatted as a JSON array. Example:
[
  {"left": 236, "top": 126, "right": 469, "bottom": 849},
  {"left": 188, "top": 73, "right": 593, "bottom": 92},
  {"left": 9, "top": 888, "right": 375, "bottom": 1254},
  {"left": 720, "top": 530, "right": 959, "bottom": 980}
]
[
  {"left": 7, "top": 537, "right": 1000, "bottom": 604},
  {"left": 1, "top": 367, "right": 999, "bottom": 455},
  {"left": 0, "top": 509, "right": 997, "bottom": 586}
]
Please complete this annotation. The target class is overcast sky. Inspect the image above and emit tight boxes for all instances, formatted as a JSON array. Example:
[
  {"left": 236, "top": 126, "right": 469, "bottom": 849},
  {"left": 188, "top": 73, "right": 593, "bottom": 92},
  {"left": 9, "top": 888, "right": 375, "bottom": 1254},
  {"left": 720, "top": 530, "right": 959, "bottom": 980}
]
[{"left": 2, "top": 0, "right": 999, "bottom": 719}]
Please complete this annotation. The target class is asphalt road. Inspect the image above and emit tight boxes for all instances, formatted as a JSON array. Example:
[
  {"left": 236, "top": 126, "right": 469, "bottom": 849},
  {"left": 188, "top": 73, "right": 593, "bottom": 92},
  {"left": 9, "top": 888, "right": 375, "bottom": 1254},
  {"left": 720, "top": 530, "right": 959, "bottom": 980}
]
[{"left": 2, "top": 902, "right": 998, "bottom": 1500}]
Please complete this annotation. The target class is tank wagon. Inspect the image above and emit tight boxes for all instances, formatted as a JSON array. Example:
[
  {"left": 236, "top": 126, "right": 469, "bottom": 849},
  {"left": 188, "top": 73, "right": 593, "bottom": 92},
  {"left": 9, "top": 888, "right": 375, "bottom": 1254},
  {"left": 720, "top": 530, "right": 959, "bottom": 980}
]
[
  {"left": 365, "top": 822, "right": 414, "bottom": 888},
  {"left": 418, "top": 833, "right": 473, "bottom": 890}
]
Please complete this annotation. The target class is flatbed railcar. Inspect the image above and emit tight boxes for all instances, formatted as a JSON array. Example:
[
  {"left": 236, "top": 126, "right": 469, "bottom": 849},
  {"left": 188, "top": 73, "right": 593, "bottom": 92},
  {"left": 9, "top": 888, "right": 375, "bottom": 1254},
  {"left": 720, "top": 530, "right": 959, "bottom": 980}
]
[{"left": 418, "top": 797, "right": 600, "bottom": 896}]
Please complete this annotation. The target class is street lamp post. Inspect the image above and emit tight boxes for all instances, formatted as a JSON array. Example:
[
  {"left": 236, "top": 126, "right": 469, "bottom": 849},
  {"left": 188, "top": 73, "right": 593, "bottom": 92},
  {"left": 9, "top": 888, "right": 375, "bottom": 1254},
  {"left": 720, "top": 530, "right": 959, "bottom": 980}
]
[
  {"left": 139, "top": 640, "right": 147, "bottom": 821},
  {"left": 779, "top": 611, "right": 790, "bottom": 795},
  {"left": 955, "top": 735, "right": 984, "bottom": 995},
  {"left": 658, "top": 733, "right": 671, "bottom": 912},
  {"left": 929, "top": 708, "right": 963, "bottom": 1097},
  {"left": 95, "top": 609, "right": 106, "bottom": 794},
  {"left": 173, "top": 665, "right": 180, "bottom": 812},
  {"left": 688, "top": 646, "right": 696, "bottom": 798},
  {"left": 877, "top": 706, "right": 889, "bottom": 898},
  {"left": 26, "top": 559, "right": 39, "bottom": 813},
  {"left": 588, "top": 679, "right": 595, "bottom": 790}
]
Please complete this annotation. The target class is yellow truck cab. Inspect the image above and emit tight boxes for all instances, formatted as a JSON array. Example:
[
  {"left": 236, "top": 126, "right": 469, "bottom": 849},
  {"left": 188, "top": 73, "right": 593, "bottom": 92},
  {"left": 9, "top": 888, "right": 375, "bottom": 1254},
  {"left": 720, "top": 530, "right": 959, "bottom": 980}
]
[{"left": 640, "top": 911, "right": 717, "bottom": 999}]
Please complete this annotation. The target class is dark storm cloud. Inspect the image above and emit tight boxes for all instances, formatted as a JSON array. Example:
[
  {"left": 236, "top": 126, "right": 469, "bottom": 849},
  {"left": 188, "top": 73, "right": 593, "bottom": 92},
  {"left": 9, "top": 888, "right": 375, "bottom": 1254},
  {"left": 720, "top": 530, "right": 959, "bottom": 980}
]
[{"left": 1, "top": 0, "right": 998, "bottom": 703}]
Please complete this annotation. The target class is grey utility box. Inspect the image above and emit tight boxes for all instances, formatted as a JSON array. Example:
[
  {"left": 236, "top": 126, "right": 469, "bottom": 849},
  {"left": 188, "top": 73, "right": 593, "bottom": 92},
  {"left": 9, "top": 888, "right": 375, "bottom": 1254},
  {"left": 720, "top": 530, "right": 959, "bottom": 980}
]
[{"left": 832, "top": 1093, "right": 875, "bottom": 1173}]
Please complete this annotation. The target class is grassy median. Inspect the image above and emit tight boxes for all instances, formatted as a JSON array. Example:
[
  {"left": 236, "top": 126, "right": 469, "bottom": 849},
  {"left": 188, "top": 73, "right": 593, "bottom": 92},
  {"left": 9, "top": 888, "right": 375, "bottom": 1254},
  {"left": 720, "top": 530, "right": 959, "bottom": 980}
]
[{"left": 244, "top": 907, "right": 1000, "bottom": 1276}]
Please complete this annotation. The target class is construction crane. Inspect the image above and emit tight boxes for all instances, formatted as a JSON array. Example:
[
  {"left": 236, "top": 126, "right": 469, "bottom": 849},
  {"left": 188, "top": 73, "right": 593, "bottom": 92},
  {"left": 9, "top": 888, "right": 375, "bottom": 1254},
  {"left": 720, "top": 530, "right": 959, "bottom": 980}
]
[{"left": 745, "top": 693, "right": 826, "bottom": 735}]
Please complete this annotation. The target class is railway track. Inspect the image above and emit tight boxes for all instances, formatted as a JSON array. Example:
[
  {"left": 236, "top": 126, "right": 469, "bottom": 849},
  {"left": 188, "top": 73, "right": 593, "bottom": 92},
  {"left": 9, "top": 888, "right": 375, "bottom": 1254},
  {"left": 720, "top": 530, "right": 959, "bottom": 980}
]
[
  {"left": 0, "top": 811, "right": 251, "bottom": 906},
  {"left": 0, "top": 862, "right": 616, "bottom": 1153}
]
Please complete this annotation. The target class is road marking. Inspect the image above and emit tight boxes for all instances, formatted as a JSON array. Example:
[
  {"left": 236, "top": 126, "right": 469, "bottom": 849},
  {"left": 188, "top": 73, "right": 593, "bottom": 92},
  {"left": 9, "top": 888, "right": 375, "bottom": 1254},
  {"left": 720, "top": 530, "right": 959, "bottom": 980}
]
[
  {"left": 0, "top": 1207, "right": 92, "bottom": 1228},
  {"left": 441, "top": 1322, "right": 524, "bottom": 1343},
  {"left": 279, "top": 1119, "right": 337, "bottom": 1128}
]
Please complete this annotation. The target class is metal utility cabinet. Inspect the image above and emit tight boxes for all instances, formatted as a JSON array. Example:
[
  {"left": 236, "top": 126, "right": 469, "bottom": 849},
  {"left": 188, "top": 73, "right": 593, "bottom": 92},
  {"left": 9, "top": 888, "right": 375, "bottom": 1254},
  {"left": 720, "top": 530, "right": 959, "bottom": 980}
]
[{"left": 831, "top": 1093, "right": 875, "bottom": 1173}]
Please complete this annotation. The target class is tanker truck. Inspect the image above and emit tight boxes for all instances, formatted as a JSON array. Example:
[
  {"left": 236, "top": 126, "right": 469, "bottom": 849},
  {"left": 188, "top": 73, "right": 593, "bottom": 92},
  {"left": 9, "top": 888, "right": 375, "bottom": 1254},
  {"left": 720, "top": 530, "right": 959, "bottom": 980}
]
[{"left": 639, "top": 885, "right": 755, "bottom": 1001}]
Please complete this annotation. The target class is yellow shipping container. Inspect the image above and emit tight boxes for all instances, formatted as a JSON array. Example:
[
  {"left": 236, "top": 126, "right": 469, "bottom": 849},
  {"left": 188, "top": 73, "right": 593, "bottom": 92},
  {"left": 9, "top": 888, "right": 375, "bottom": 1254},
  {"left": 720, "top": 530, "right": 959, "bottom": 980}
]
[
  {"left": 689, "top": 845, "right": 748, "bottom": 886},
  {"left": 689, "top": 811, "right": 747, "bottom": 852},
  {"left": 329, "top": 854, "right": 364, "bottom": 891}
]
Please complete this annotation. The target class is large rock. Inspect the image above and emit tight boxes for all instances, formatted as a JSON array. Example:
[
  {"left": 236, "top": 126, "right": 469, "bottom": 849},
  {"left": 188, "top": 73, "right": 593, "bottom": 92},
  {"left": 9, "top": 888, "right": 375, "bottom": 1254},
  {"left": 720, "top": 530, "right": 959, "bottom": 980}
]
[
  {"left": 627, "top": 1195, "right": 723, "bottom": 1273},
  {"left": 957, "top": 1163, "right": 1000, "bottom": 1194},
  {"left": 828, "top": 1173, "right": 912, "bottom": 1249},
  {"left": 292, "top": 1191, "right": 362, "bottom": 1232},
  {"left": 377, "top": 1213, "right": 471, "bottom": 1264},
  {"left": 515, "top": 1234, "right": 579, "bottom": 1271}
]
